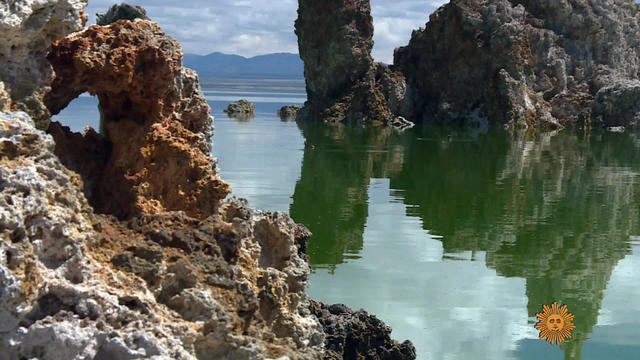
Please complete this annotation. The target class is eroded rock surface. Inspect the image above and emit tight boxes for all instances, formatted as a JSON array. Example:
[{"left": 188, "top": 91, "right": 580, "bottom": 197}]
[
  {"left": 295, "top": 0, "right": 410, "bottom": 125},
  {"left": 44, "top": 20, "right": 230, "bottom": 219},
  {"left": 0, "top": 112, "right": 326, "bottom": 359},
  {"left": 394, "top": 0, "right": 640, "bottom": 128},
  {"left": 0, "top": 0, "right": 88, "bottom": 128}
]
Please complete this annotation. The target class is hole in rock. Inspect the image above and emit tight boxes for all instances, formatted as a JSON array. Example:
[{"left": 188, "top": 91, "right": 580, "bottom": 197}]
[{"left": 50, "top": 92, "right": 101, "bottom": 133}]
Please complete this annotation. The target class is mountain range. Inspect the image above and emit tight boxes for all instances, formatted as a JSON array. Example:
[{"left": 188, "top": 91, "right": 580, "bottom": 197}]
[{"left": 183, "top": 52, "right": 304, "bottom": 79}]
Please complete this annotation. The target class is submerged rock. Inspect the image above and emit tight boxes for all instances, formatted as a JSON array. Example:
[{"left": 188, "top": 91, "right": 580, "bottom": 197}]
[
  {"left": 295, "top": 0, "right": 410, "bottom": 125},
  {"left": 278, "top": 105, "right": 302, "bottom": 120},
  {"left": 394, "top": 0, "right": 640, "bottom": 128},
  {"left": 224, "top": 99, "right": 256, "bottom": 118},
  {"left": 0, "top": 0, "right": 88, "bottom": 129},
  {"left": 44, "top": 19, "right": 230, "bottom": 219},
  {"left": 96, "top": 3, "right": 149, "bottom": 25}
]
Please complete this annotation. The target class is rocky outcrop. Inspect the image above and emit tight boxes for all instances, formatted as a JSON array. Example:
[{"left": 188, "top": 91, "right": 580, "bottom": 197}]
[
  {"left": 44, "top": 20, "right": 230, "bottom": 219},
  {"left": 394, "top": 0, "right": 640, "bottom": 128},
  {"left": 0, "top": 112, "right": 326, "bottom": 359},
  {"left": 0, "top": 0, "right": 88, "bottom": 129},
  {"left": 295, "top": 0, "right": 411, "bottom": 125},
  {"left": 278, "top": 105, "right": 302, "bottom": 120},
  {"left": 96, "top": 3, "right": 149, "bottom": 25},
  {"left": 310, "top": 301, "right": 416, "bottom": 360},
  {"left": 224, "top": 99, "right": 255, "bottom": 118}
]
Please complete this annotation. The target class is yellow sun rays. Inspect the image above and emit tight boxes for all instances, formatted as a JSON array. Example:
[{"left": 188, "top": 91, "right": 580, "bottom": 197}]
[{"left": 534, "top": 302, "right": 576, "bottom": 345}]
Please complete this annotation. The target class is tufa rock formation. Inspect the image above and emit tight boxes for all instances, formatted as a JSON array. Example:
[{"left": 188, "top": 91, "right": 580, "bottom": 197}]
[
  {"left": 44, "top": 20, "right": 230, "bottom": 219},
  {"left": 224, "top": 99, "right": 256, "bottom": 118},
  {"left": 0, "top": 0, "right": 88, "bottom": 129},
  {"left": 295, "top": 0, "right": 411, "bottom": 125},
  {"left": 0, "top": 112, "right": 324, "bottom": 359},
  {"left": 0, "top": 2, "right": 415, "bottom": 359},
  {"left": 96, "top": 2, "right": 149, "bottom": 25},
  {"left": 278, "top": 105, "right": 303, "bottom": 120},
  {"left": 394, "top": 0, "right": 640, "bottom": 128}
]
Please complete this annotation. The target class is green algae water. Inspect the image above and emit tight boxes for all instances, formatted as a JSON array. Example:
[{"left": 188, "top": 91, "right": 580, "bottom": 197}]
[{"left": 54, "top": 79, "right": 640, "bottom": 359}]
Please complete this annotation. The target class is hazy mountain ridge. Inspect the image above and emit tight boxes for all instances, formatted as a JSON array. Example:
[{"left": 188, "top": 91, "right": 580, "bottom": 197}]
[{"left": 183, "top": 52, "right": 304, "bottom": 79}]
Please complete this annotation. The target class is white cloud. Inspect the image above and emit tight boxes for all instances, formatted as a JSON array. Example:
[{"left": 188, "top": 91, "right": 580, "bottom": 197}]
[{"left": 84, "top": 0, "right": 447, "bottom": 62}]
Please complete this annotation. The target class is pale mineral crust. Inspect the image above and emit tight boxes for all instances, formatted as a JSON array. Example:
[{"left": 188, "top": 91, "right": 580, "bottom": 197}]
[
  {"left": 295, "top": 0, "right": 411, "bottom": 125},
  {"left": 394, "top": 0, "right": 640, "bottom": 128},
  {"left": 44, "top": 20, "right": 231, "bottom": 219},
  {"left": 0, "top": 0, "right": 88, "bottom": 129}
]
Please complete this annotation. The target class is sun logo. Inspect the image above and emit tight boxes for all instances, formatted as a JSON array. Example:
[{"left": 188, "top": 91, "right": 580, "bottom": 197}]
[{"left": 534, "top": 302, "right": 576, "bottom": 345}]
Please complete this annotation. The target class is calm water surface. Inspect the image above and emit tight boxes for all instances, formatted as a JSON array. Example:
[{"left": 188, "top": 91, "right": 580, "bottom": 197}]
[{"left": 54, "top": 79, "right": 640, "bottom": 360}]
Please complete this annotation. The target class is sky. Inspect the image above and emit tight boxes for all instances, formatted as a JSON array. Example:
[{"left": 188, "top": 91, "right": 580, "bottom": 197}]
[{"left": 84, "top": 1, "right": 449, "bottom": 64}]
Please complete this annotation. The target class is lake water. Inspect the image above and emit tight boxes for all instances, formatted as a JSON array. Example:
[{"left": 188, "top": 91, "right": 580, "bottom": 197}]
[{"left": 53, "top": 79, "right": 640, "bottom": 360}]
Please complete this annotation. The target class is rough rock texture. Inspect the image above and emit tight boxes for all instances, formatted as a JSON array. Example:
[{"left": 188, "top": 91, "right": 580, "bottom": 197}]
[
  {"left": 44, "top": 20, "right": 230, "bottom": 219},
  {"left": 394, "top": 0, "right": 640, "bottom": 128},
  {"left": 224, "top": 99, "right": 256, "bottom": 118},
  {"left": 96, "top": 3, "right": 149, "bottom": 26},
  {"left": 295, "top": 0, "right": 410, "bottom": 125},
  {"left": 310, "top": 301, "right": 416, "bottom": 360},
  {"left": 0, "top": 0, "right": 88, "bottom": 129},
  {"left": 0, "top": 112, "right": 325, "bottom": 359},
  {"left": 278, "top": 105, "right": 302, "bottom": 121}
]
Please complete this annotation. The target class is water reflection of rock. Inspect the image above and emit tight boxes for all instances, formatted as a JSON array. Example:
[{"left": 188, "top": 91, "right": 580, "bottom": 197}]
[
  {"left": 294, "top": 124, "right": 640, "bottom": 358},
  {"left": 289, "top": 122, "right": 407, "bottom": 268},
  {"left": 394, "top": 128, "right": 639, "bottom": 359}
]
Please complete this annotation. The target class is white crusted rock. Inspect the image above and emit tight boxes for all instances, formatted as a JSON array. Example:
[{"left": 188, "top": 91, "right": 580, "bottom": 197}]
[{"left": 0, "top": 0, "right": 88, "bottom": 128}]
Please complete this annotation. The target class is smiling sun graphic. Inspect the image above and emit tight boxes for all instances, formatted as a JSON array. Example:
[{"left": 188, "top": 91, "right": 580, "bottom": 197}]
[{"left": 535, "top": 302, "right": 576, "bottom": 344}]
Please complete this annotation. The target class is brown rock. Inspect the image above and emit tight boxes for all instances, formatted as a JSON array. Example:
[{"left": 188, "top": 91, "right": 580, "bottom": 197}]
[{"left": 44, "top": 20, "right": 231, "bottom": 219}]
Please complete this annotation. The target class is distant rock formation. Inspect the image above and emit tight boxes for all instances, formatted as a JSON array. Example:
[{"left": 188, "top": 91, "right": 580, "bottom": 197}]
[
  {"left": 0, "top": 0, "right": 88, "bottom": 129},
  {"left": 44, "top": 19, "right": 230, "bottom": 219},
  {"left": 96, "top": 3, "right": 149, "bottom": 25},
  {"left": 224, "top": 99, "right": 255, "bottom": 117},
  {"left": 295, "top": 0, "right": 410, "bottom": 125},
  {"left": 278, "top": 105, "right": 302, "bottom": 120},
  {"left": 394, "top": 0, "right": 640, "bottom": 128}
]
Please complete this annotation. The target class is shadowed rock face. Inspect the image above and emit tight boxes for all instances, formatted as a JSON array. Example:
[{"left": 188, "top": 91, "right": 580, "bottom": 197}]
[
  {"left": 295, "top": 0, "right": 411, "bottom": 125},
  {"left": 44, "top": 20, "right": 231, "bottom": 219},
  {"left": 394, "top": 0, "right": 640, "bottom": 128},
  {"left": 0, "top": 0, "right": 88, "bottom": 129}
]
